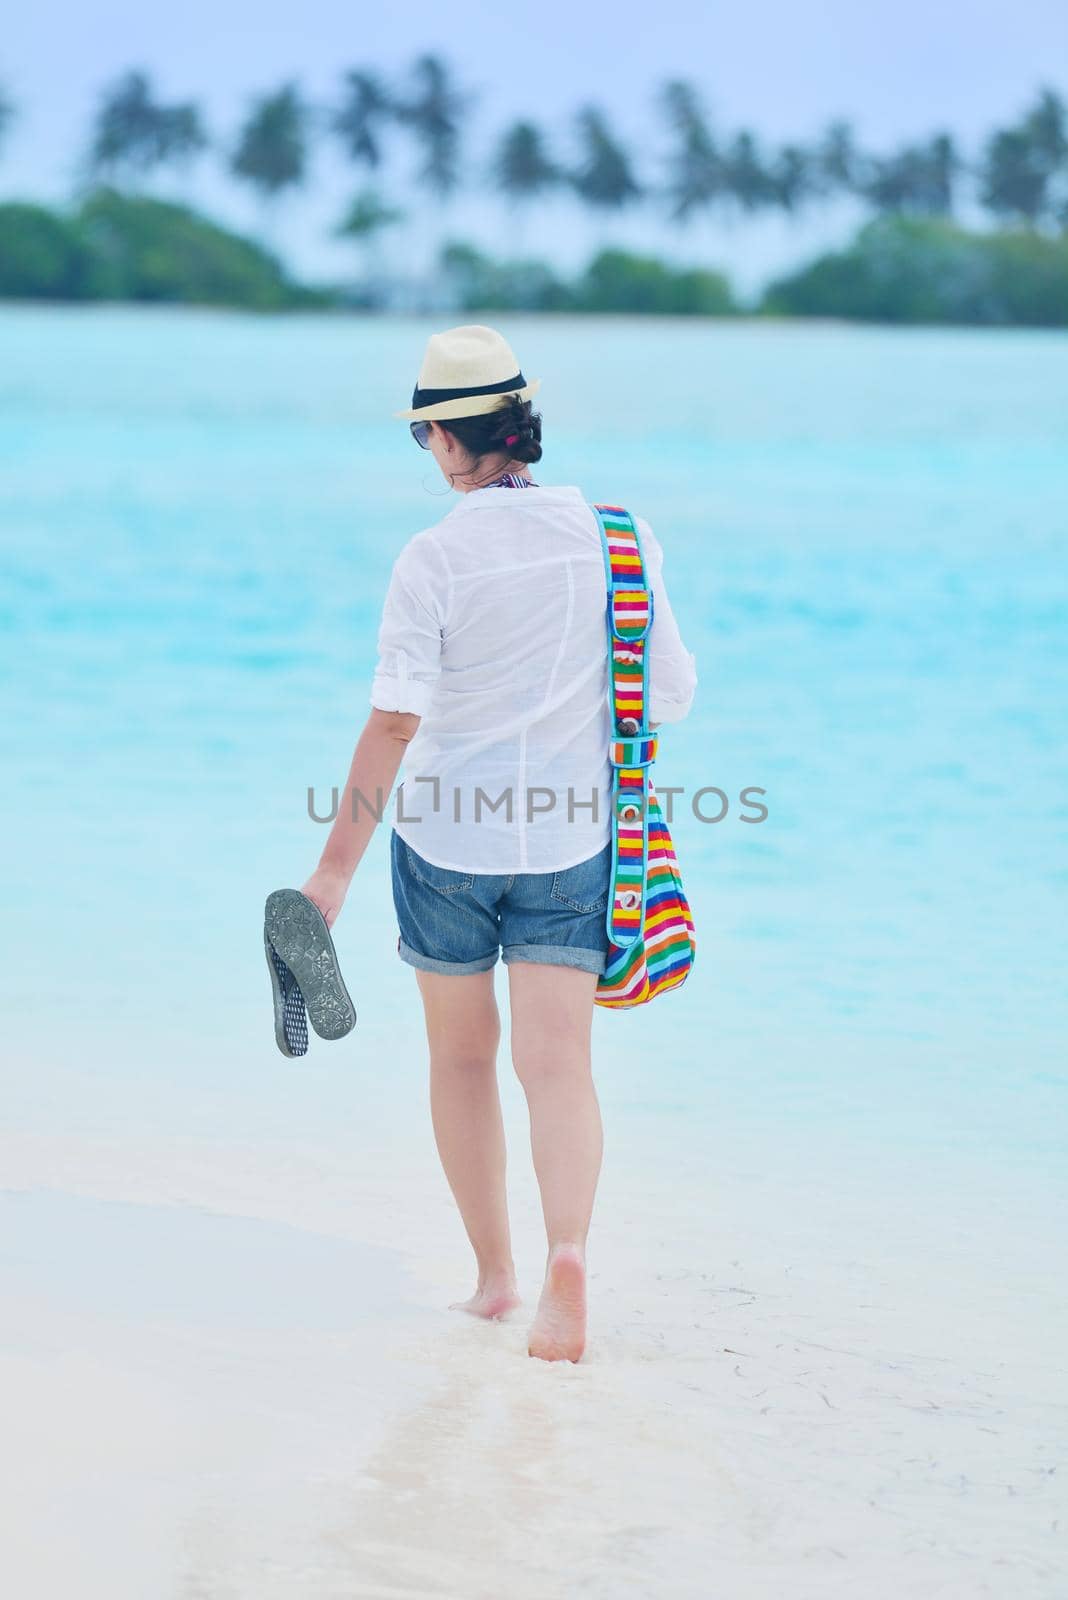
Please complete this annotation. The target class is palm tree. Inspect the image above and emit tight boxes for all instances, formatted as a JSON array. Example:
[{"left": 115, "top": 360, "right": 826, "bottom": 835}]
[
  {"left": 0, "top": 80, "right": 15, "bottom": 157},
  {"left": 232, "top": 83, "right": 308, "bottom": 222},
  {"left": 769, "top": 144, "right": 815, "bottom": 214},
  {"left": 336, "top": 187, "right": 406, "bottom": 302},
  {"left": 657, "top": 79, "right": 724, "bottom": 225},
  {"left": 393, "top": 54, "right": 472, "bottom": 299},
  {"left": 862, "top": 134, "right": 960, "bottom": 216},
  {"left": 1022, "top": 87, "right": 1068, "bottom": 226},
  {"left": 980, "top": 88, "right": 1067, "bottom": 226},
  {"left": 920, "top": 134, "right": 959, "bottom": 215},
  {"left": 814, "top": 119, "right": 861, "bottom": 197},
  {"left": 1022, "top": 87, "right": 1068, "bottom": 172},
  {"left": 394, "top": 53, "right": 470, "bottom": 200},
  {"left": 88, "top": 70, "right": 206, "bottom": 186},
  {"left": 860, "top": 148, "right": 916, "bottom": 214},
  {"left": 332, "top": 69, "right": 394, "bottom": 171},
  {"left": 491, "top": 120, "right": 561, "bottom": 254},
  {"left": 722, "top": 130, "right": 775, "bottom": 214},
  {"left": 569, "top": 104, "right": 643, "bottom": 239},
  {"left": 89, "top": 71, "right": 158, "bottom": 177},
  {"left": 980, "top": 128, "right": 1049, "bottom": 224}
]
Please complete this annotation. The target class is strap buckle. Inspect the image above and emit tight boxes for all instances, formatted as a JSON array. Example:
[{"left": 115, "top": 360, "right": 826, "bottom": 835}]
[
  {"left": 609, "top": 583, "right": 653, "bottom": 643},
  {"left": 610, "top": 734, "right": 658, "bottom": 768}
]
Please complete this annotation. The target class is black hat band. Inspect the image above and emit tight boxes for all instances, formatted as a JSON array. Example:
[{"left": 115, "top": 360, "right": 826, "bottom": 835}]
[{"left": 410, "top": 371, "right": 527, "bottom": 411}]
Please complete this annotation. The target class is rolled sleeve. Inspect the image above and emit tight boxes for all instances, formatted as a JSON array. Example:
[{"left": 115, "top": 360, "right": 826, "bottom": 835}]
[
  {"left": 637, "top": 518, "right": 698, "bottom": 724},
  {"left": 370, "top": 656, "right": 434, "bottom": 716},
  {"left": 369, "top": 535, "right": 448, "bottom": 715}
]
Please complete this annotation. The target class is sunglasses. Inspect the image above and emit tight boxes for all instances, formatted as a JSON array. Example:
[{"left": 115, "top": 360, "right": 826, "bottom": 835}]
[{"left": 409, "top": 420, "right": 432, "bottom": 450}]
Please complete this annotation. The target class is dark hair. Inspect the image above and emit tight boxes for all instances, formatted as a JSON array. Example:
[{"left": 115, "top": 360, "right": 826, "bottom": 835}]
[{"left": 441, "top": 395, "right": 543, "bottom": 478}]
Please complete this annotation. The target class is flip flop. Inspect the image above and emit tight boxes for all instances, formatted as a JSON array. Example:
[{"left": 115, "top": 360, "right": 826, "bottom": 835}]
[
  {"left": 264, "top": 889, "right": 357, "bottom": 1043},
  {"left": 264, "top": 927, "right": 309, "bottom": 1058}
]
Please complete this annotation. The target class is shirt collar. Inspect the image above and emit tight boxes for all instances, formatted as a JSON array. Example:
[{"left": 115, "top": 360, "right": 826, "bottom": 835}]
[
  {"left": 475, "top": 472, "right": 538, "bottom": 489},
  {"left": 444, "top": 484, "right": 587, "bottom": 516}
]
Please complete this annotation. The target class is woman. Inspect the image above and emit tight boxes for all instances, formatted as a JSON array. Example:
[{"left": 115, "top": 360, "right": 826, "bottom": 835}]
[{"left": 301, "top": 325, "right": 697, "bottom": 1362}]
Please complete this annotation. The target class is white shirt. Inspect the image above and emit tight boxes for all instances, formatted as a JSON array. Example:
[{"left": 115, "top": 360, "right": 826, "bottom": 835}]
[{"left": 370, "top": 482, "right": 697, "bottom": 873}]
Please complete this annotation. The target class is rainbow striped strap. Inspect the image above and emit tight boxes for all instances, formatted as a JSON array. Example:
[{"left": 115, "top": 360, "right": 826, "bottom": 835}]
[{"left": 591, "top": 503, "right": 655, "bottom": 949}]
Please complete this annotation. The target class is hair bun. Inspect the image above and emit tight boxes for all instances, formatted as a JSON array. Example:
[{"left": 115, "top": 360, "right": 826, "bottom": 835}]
[
  {"left": 442, "top": 397, "right": 544, "bottom": 471},
  {"left": 496, "top": 411, "right": 532, "bottom": 447}
]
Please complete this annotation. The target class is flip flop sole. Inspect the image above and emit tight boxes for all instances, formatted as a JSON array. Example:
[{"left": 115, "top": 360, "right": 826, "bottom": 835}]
[
  {"left": 263, "top": 928, "right": 308, "bottom": 1057},
  {"left": 264, "top": 889, "right": 356, "bottom": 1041}
]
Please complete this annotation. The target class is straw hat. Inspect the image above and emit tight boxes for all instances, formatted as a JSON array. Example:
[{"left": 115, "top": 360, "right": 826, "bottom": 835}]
[{"left": 393, "top": 324, "right": 541, "bottom": 422}]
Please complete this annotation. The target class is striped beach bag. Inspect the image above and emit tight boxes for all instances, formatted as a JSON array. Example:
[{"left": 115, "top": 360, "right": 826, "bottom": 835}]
[{"left": 591, "top": 503, "right": 696, "bottom": 1009}]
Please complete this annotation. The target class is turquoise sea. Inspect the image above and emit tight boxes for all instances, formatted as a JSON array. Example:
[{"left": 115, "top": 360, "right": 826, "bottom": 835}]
[{"left": 1, "top": 305, "right": 1066, "bottom": 1173}]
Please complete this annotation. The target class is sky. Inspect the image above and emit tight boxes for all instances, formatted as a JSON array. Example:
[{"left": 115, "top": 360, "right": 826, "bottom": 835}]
[{"left": 4, "top": 0, "right": 1067, "bottom": 293}]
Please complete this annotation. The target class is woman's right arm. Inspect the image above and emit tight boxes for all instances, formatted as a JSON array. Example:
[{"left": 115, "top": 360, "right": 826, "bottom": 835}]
[
  {"left": 302, "top": 708, "right": 421, "bottom": 925},
  {"left": 302, "top": 534, "right": 445, "bottom": 924}
]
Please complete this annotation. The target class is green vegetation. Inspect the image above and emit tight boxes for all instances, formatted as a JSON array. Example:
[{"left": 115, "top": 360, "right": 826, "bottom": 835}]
[
  {"left": 577, "top": 250, "right": 734, "bottom": 314},
  {"left": 763, "top": 216, "right": 1068, "bottom": 327},
  {"left": 0, "top": 203, "right": 104, "bottom": 298},
  {"left": 0, "top": 191, "right": 323, "bottom": 308},
  {"left": 4, "top": 199, "right": 1068, "bottom": 325},
  {"left": 438, "top": 244, "right": 735, "bottom": 315}
]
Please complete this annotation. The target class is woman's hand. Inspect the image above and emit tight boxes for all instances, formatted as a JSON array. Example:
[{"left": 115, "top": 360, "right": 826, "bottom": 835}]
[{"left": 301, "top": 865, "right": 350, "bottom": 928}]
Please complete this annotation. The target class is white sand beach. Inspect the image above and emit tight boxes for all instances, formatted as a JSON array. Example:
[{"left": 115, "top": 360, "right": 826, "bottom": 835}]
[{"left": 2, "top": 1071, "right": 1064, "bottom": 1600}]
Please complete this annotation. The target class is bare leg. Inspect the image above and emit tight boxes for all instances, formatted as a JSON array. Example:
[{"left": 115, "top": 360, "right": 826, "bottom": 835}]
[
  {"left": 415, "top": 967, "right": 520, "bottom": 1319},
  {"left": 508, "top": 962, "right": 602, "bottom": 1362}
]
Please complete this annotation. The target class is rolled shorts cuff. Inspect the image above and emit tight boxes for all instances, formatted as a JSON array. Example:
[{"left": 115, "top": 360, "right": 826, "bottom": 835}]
[
  {"left": 397, "top": 938, "right": 499, "bottom": 976},
  {"left": 502, "top": 942, "right": 607, "bottom": 975}
]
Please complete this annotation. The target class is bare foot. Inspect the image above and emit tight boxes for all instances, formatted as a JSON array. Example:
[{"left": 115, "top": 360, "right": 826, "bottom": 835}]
[
  {"left": 527, "top": 1244, "right": 587, "bottom": 1363},
  {"left": 449, "top": 1278, "right": 522, "bottom": 1320}
]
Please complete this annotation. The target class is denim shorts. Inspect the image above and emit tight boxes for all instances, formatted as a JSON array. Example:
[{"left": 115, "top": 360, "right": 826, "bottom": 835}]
[{"left": 390, "top": 830, "right": 613, "bottom": 976}]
